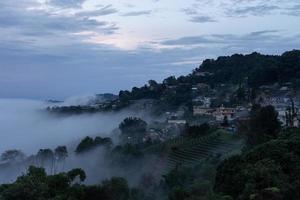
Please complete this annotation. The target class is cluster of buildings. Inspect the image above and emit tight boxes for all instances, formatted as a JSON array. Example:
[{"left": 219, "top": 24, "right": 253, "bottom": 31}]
[
  {"left": 192, "top": 93, "right": 300, "bottom": 129},
  {"left": 192, "top": 95, "right": 246, "bottom": 123},
  {"left": 193, "top": 105, "right": 248, "bottom": 125}
]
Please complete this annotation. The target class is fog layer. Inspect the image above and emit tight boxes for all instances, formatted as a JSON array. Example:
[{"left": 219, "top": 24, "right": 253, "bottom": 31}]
[{"left": 0, "top": 98, "right": 143, "bottom": 154}]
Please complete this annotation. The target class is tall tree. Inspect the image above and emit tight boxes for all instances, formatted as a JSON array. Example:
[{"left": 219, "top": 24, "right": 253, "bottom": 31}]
[
  {"left": 54, "top": 146, "right": 68, "bottom": 173},
  {"left": 246, "top": 105, "right": 281, "bottom": 147},
  {"left": 37, "top": 149, "right": 54, "bottom": 174}
]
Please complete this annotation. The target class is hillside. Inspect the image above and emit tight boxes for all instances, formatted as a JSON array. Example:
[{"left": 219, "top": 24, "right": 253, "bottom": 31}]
[{"left": 47, "top": 50, "right": 300, "bottom": 114}]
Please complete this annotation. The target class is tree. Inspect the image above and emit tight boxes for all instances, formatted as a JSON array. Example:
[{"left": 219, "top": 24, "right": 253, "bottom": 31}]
[
  {"left": 54, "top": 146, "right": 68, "bottom": 172},
  {"left": 236, "top": 84, "right": 246, "bottom": 102},
  {"left": 0, "top": 166, "right": 143, "bottom": 200},
  {"left": 76, "top": 136, "right": 94, "bottom": 153},
  {"left": 185, "top": 123, "right": 211, "bottom": 137},
  {"left": 148, "top": 80, "right": 158, "bottom": 87},
  {"left": 169, "top": 187, "right": 189, "bottom": 200},
  {"left": 37, "top": 149, "right": 54, "bottom": 174},
  {"left": 214, "top": 130, "right": 300, "bottom": 200},
  {"left": 1, "top": 150, "right": 25, "bottom": 163},
  {"left": 221, "top": 116, "right": 229, "bottom": 127},
  {"left": 163, "top": 76, "right": 177, "bottom": 86},
  {"left": 101, "top": 177, "right": 130, "bottom": 200},
  {"left": 76, "top": 136, "right": 113, "bottom": 154},
  {"left": 246, "top": 105, "right": 281, "bottom": 147},
  {"left": 94, "top": 137, "right": 113, "bottom": 147},
  {"left": 67, "top": 168, "right": 86, "bottom": 183},
  {"left": 119, "top": 117, "right": 147, "bottom": 143}
]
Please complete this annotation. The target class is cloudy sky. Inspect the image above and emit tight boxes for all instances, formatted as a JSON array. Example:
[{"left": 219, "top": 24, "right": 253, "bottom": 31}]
[{"left": 0, "top": 0, "right": 299, "bottom": 99}]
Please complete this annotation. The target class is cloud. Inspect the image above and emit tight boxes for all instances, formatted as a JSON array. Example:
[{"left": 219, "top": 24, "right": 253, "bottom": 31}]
[
  {"left": 76, "top": 5, "right": 118, "bottom": 17},
  {"left": 182, "top": 7, "right": 216, "bottom": 23},
  {"left": 0, "top": 1, "right": 118, "bottom": 48},
  {"left": 189, "top": 16, "right": 217, "bottom": 23},
  {"left": 47, "top": 0, "right": 86, "bottom": 8},
  {"left": 284, "top": 4, "right": 300, "bottom": 16},
  {"left": 0, "top": 0, "right": 299, "bottom": 99},
  {"left": 161, "top": 36, "right": 219, "bottom": 46},
  {"left": 227, "top": 4, "right": 280, "bottom": 17},
  {"left": 159, "top": 30, "right": 298, "bottom": 51},
  {"left": 121, "top": 10, "right": 152, "bottom": 16}
]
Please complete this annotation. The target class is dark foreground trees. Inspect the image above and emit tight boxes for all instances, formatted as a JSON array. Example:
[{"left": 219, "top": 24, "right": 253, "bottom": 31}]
[
  {"left": 245, "top": 105, "right": 281, "bottom": 148},
  {"left": 0, "top": 166, "right": 140, "bottom": 200},
  {"left": 214, "top": 128, "right": 300, "bottom": 200}
]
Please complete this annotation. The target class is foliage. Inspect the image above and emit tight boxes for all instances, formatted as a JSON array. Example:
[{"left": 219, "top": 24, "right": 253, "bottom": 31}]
[
  {"left": 0, "top": 166, "right": 141, "bottom": 200},
  {"left": 118, "top": 50, "right": 300, "bottom": 110},
  {"left": 245, "top": 105, "right": 281, "bottom": 148},
  {"left": 214, "top": 129, "right": 300, "bottom": 200},
  {"left": 67, "top": 168, "right": 86, "bottom": 182},
  {"left": 75, "top": 136, "right": 112, "bottom": 154},
  {"left": 54, "top": 146, "right": 68, "bottom": 161},
  {"left": 196, "top": 50, "right": 300, "bottom": 88},
  {"left": 163, "top": 158, "right": 231, "bottom": 200},
  {"left": 185, "top": 123, "right": 211, "bottom": 137},
  {"left": 0, "top": 150, "right": 25, "bottom": 163},
  {"left": 119, "top": 117, "right": 147, "bottom": 143},
  {"left": 119, "top": 117, "right": 147, "bottom": 134}
]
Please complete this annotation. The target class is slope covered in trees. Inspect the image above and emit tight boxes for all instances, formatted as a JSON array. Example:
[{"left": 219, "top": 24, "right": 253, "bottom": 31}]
[
  {"left": 214, "top": 129, "right": 300, "bottom": 200},
  {"left": 195, "top": 50, "right": 300, "bottom": 87},
  {"left": 118, "top": 50, "right": 300, "bottom": 107}
]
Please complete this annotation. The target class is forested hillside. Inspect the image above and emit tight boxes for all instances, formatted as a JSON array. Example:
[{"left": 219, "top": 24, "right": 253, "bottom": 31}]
[
  {"left": 117, "top": 50, "right": 300, "bottom": 109},
  {"left": 195, "top": 50, "right": 300, "bottom": 87}
]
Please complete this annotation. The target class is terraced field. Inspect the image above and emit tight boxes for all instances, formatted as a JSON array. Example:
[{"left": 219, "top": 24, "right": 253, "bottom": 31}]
[
  {"left": 143, "top": 130, "right": 243, "bottom": 176},
  {"left": 165, "top": 131, "right": 242, "bottom": 172}
]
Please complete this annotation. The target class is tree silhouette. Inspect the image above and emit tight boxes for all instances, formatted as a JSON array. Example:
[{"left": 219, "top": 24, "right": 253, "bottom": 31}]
[
  {"left": 37, "top": 149, "right": 54, "bottom": 174},
  {"left": 54, "top": 146, "right": 68, "bottom": 173}
]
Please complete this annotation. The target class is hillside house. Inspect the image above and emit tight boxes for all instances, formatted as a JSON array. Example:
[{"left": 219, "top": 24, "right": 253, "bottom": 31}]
[
  {"left": 213, "top": 105, "right": 236, "bottom": 121},
  {"left": 193, "top": 106, "right": 215, "bottom": 116},
  {"left": 193, "top": 96, "right": 211, "bottom": 108},
  {"left": 168, "top": 119, "right": 187, "bottom": 125}
]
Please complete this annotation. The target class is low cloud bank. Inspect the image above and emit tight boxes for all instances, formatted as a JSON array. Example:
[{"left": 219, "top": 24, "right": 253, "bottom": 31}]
[{"left": 0, "top": 98, "right": 147, "bottom": 154}]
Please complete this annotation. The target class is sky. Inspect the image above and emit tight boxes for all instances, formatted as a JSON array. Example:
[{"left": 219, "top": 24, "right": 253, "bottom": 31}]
[{"left": 0, "top": 0, "right": 299, "bottom": 99}]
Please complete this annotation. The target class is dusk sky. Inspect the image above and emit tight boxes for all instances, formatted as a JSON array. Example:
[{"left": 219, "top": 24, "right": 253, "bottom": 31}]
[{"left": 0, "top": 0, "right": 299, "bottom": 99}]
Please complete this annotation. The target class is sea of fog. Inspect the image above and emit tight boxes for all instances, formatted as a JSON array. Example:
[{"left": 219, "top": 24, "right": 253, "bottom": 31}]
[{"left": 0, "top": 98, "right": 142, "bottom": 155}]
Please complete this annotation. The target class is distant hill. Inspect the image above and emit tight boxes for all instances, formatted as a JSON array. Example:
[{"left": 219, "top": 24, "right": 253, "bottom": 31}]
[
  {"left": 193, "top": 50, "right": 300, "bottom": 87},
  {"left": 48, "top": 50, "right": 300, "bottom": 114},
  {"left": 118, "top": 50, "right": 300, "bottom": 107}
]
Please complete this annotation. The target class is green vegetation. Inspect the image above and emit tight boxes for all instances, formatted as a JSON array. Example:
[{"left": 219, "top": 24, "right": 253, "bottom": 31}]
[
  {"left": 119, "top": 117, "right": 147, "bottom": 143},
  {"left": 197, "top": 50, "right": 300, "bottom": 87},
  {"left": 245, "top": 105, "right": 281, "bottom": 148},
  {"left": 76, "top": 136, "right": 112, "bottom": 153},
  {"left": 118, "top": 50, "right": 300, "bottom": 108},
  {"left": 0, "top": 166, "right": 140, "bottom": 200},
  {"left": 214, "top": 128, "right": 300, "bottom": 200},
  {"left": 163, "top": 157, "right": 232, "bottom": 200},
  {"left": 184, "top": 123, "right": 211, "bottom": 137},
  {"left": 166, "top": 130, "right": 242, "bottom": 172},
  {"left": 0, "top": 150, "right": 25, "bottom": 163}
]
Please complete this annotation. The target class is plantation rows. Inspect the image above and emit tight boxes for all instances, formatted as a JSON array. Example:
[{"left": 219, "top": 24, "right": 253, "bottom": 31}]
[
  {"left": 164, "top": 132, "right": 242, "bottom": 172},
  {"left": 142, "top": 131, "right": 222, "bottom": 154}
]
